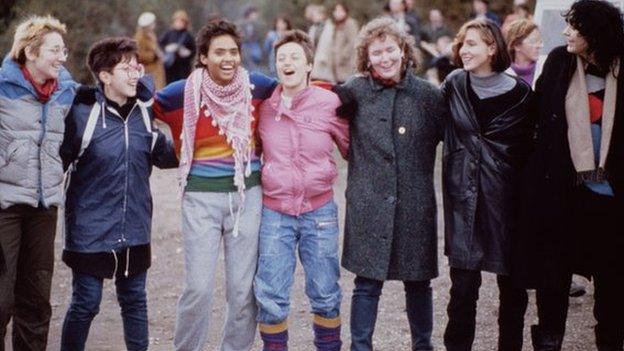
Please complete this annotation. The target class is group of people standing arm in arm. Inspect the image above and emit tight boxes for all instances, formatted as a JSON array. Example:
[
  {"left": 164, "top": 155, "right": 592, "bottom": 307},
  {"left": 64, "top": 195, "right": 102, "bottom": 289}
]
[{"left": 1, "top": 1, "right": 624, "bottom": 351}]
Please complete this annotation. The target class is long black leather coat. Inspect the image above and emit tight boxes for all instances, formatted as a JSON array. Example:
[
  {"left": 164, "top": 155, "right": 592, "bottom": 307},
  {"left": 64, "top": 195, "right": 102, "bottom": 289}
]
[{"left": 441, "top": 69, "right": 534, "bottom": 275}]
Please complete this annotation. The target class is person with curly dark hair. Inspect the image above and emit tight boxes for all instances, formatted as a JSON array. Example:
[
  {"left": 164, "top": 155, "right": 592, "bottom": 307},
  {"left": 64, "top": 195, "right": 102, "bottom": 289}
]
[
  {"left": 153, "top": 19, "right": 277, "bottom": 351},
  {"left": 516, "top": 0, "right": 624, "bottom": 349}
]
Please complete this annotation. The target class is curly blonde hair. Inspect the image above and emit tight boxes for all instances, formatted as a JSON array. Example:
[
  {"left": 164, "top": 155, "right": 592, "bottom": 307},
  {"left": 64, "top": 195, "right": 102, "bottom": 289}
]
[
  {"left": 9, "top": 15, "right": 67, "bottom": 65},
  {"left": 355, "top": 17, "right": 420, "bottom": 75}
]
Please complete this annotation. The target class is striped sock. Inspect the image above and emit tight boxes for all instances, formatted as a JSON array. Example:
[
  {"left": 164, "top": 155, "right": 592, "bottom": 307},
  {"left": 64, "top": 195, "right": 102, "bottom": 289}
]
[
  {"left": 259, "top": 321, "right": 288, "bottom": 351},
  {"left": 313, "top": 315, "right": 342, "bottom": 351}
]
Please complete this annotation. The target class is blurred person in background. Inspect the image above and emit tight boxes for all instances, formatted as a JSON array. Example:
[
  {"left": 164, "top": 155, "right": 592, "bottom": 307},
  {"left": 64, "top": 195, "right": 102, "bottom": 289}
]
[
  {"left": 385, "top": 0, "right": 421, "bottom": 45},
  {"left": 504, "top": 19, "right": 543, "bottom": 86},
  {"left": 135, "top": 12, "right": 166, "bottom": 89},
  {"left": 424, "top": 34, "right": 456, "bottom": 86},
  {"left": 421, "top": 9, "right": 454, "bottom": 47},
  {"left": 264, "top": 16, "right": 292, "bottom": 77},
  {"left": 311, "top": 2, "right": 358, "bottom": 84},
  {"left": 0, "top": 15, "right": 76, "bottom": 351},
  {"left": 239, "top": 6, "right": 266, "bottom": 72},
  {"left": 159, "top": 10, "right": 196, "bottom": 84},
  {"left": 471, "top": 0, "right": 502, "bottom": 27},
  {"left": 502, "top": 0, "right": 533, "bottom": 35},
  {"left": 306, "top": 4, "right": 327, "bottom": 49}
]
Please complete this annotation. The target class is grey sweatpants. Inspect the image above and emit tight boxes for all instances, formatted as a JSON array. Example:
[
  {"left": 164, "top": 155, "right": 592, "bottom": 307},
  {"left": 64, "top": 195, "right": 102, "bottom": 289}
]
[{"left": 174, "top": 186, "right": 261, "bottom": 351}]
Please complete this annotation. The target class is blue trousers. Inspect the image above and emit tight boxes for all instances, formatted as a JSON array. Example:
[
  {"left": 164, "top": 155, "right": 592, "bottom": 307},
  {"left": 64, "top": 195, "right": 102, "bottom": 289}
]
[
  {"left": 61, "top": 271, "right": 148, "bottom": 351},
  {"left": 254, "top": 201, "right": 342, "bottom": 324},
  {"left": 350, "top": 276, "right": 433, "bottom": 351}
]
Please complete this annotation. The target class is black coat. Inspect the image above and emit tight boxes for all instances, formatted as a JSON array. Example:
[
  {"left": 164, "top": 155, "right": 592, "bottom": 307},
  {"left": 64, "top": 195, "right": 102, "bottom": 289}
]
[
  {"left": 514, "top": 46, "right": 624, "bottom": 286},
  {"left": 441, "top": 69, "right": 534, "bottom": 275},
  {"left": 336, "top": 73, "right": 446, "bottom": 281}
]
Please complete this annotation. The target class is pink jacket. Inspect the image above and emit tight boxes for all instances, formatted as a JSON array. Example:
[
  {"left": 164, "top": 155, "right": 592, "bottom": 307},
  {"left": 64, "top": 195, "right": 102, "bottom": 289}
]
[{"left": 258, "top": 85, "right": 349, "bottom": 216}]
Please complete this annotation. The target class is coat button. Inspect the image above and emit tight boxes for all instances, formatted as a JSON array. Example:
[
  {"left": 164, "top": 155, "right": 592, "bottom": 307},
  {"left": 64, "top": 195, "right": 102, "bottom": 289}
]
[
  {"left": 386, "top": 196, "right": 396, "bottom": 204},
  {"left": 470, "top": 185, "right": 477, "bottom": 192},
  {"left": 398, "top": 126, "right": 406, "bottom": 134},
  {"left": 275, "top": 115, "right": 282, "bottom": 121}
]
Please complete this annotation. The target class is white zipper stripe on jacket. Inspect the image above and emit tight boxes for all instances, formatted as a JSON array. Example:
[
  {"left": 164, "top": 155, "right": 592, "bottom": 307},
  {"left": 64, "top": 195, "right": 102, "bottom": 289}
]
[{"left": 107, "top": 102, "right": 139, "bottom": 245}]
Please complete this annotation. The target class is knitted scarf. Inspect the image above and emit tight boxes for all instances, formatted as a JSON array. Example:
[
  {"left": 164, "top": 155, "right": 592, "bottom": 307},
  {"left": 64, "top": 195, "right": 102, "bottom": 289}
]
[
  {"left": 565, "top": 56, "right": 619, "bottom": 183},
  {"left": 179, "top": 67, "right": 253, "bottom": 195}
]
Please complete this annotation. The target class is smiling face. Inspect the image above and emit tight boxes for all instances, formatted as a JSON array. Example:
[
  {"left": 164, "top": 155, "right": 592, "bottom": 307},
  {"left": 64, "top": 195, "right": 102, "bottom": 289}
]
[
  {"left": 99, "top": 55, "right": 143, "bottom": 102},
  {"left": 368, "top": 35, "right": 404, "bottom": 82},
  {"left": 459, "top": 28, "right": 495, "bottom": 75},
  {"left": 276, "top": 42, "right": 312, "bottom": 95},
  {"left": 25, "top": 32, "right": 67, "bottom": 83},
  {"left": 563, "top": 23, "right": 589, "bottom": 56},
  {"left": 200, "top": 34, "right": 241, "bottom": 85},
  {"left": 514, "top": 28, "right": 543, "bottom": 63}
]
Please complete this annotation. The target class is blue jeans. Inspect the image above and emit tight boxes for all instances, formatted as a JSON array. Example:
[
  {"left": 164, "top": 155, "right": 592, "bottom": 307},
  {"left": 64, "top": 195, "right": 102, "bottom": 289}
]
[
  {"left": 254, "top": 200, "right": 342, "bottom": 324},
  {"left": 61, "top": 271, "right": 148, "bottom": 351},
  {"left": 350, "top": 276, "right": 433, "bottom": 351}
]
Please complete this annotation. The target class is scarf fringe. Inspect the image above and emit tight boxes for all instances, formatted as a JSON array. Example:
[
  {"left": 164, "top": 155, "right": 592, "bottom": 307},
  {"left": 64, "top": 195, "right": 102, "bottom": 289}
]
[{"left": 575, "top": 167, "right": 608, "bottom": 185}]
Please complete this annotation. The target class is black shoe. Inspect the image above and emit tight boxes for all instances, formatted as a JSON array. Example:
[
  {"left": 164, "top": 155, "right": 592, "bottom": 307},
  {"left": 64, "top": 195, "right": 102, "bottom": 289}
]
[
  {"left": 569, "top": 281, "right": 586, "bottom": 297},
  {"left": 531, "top": 325, "right": 563, "bottom": 351}
]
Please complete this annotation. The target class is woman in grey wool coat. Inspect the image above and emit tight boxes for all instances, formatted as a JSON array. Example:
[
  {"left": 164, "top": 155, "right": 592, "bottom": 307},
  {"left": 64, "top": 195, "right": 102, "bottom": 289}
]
[{"left": 334, "top": 17, "right": 447, "bottom": 351}]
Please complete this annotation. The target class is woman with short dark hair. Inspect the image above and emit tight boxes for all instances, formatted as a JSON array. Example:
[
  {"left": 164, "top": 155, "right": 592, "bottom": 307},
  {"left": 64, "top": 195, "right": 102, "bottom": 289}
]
[
  {"left": 518, "top": 0, "right": 624, "bottom": 349},
  {"left": 441, "top": 19, "right": 534, "bottom": 351},
  {"left": 59, "top": 36, "right": 177, "bottom": 351}
]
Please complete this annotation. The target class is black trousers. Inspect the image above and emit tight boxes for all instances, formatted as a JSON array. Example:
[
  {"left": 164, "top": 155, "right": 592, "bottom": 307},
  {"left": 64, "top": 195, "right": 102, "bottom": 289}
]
[
  {"left": 444, "top": 267, "right": 529, "bottom": 351},
  {"left": 535, "top": 186, "right": 624, "bottom": 349},
  {"left": 0, "top": 205, "right": 57, "bottom": 351}
]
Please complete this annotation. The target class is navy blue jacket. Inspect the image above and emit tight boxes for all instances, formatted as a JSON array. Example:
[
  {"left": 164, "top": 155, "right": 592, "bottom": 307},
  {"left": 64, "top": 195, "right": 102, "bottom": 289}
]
[{"left": 60, "top": 78, "right": 178, "bottom": 253}]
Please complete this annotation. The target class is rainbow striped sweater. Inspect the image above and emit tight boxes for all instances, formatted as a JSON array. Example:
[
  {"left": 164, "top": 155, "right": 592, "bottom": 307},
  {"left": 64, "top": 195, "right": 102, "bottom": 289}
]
[{"left": 154, "top": 73, "right": 277, "bottom": 192}]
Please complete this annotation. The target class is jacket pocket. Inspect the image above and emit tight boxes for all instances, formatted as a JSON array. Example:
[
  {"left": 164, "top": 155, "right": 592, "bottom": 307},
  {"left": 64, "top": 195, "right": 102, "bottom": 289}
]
[{"left": 0, "top": 137, "right": 32, "bottom": 186}]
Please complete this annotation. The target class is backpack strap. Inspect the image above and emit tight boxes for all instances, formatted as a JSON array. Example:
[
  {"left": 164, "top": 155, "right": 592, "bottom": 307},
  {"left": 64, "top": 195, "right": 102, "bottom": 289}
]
[
  {"left": 137, "top": 98, "right": 158, "bottom": 152},
  {"left": 78, "top": 102, "right": 102, "bottom": 159}
]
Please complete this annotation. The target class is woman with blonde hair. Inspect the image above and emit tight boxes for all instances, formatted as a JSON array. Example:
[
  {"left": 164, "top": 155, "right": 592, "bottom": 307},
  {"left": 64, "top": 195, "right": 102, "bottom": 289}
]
[
  {"left": 134, "top": 12, "right": 166, "bottom": 89},
  {"left": 335, "top": 17, "right": 446, "bottom": 351},
  {"left": 0, "top": 15, "right": 76, "bottom": 349}
]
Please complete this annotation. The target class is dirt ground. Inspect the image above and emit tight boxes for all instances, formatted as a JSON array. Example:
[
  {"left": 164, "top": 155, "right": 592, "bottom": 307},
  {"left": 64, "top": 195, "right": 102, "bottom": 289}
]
[{"left": 6, "top": 151, "right": 596, "bottom": 350}]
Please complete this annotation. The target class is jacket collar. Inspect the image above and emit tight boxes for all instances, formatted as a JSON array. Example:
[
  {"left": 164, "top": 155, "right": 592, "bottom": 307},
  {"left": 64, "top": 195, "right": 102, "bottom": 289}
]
[
  {"left": 367, "top": 71, "right": 412, "bottom": 92},
  {"left": 0, "top": 55, "right": 75, "bottom": 98},
  {"left": 268, "top": 84, "right": 317, "bottom": 113}
]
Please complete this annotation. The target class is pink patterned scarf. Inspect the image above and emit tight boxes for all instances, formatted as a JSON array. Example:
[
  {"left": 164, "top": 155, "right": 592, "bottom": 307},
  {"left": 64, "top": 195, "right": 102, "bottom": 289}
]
[{"left": 179, "top": 67, "right": 254, "bottom": 195}]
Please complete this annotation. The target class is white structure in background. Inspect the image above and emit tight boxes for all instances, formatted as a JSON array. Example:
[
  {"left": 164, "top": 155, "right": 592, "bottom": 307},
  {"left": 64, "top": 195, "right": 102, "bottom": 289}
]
[{"left": 532, "top": 0, "right": 624, "bottom": 82}]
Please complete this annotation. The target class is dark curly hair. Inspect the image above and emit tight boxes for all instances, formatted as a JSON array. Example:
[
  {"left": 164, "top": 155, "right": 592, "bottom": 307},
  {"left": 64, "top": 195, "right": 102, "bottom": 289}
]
[
  {"left": 564, "top": 0, "right": 624, "bottom": 73},
  {"left": 195, "top": 19, "right": 242, "bottom": 68}
]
